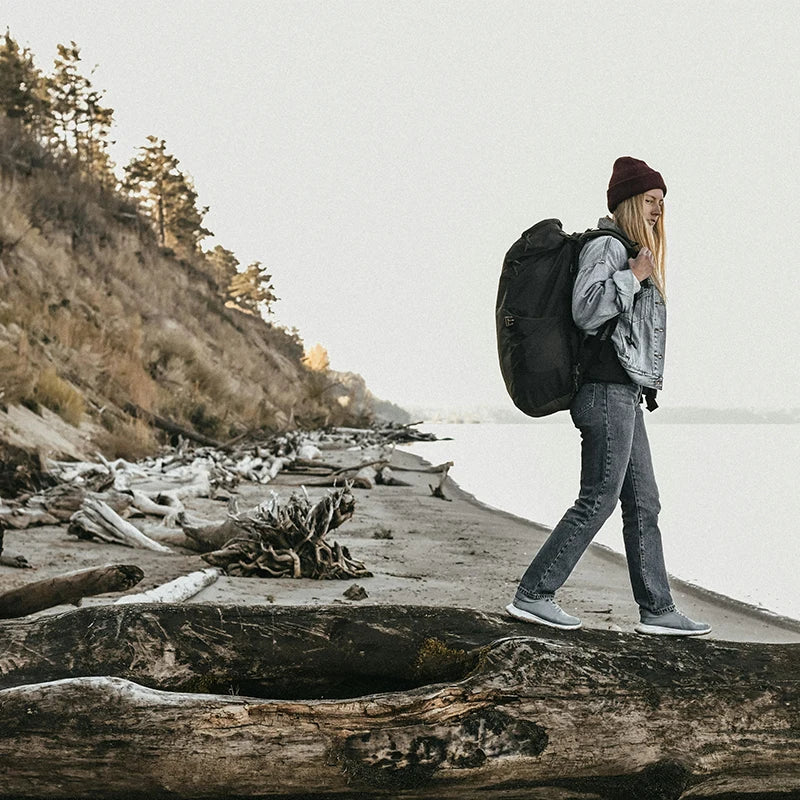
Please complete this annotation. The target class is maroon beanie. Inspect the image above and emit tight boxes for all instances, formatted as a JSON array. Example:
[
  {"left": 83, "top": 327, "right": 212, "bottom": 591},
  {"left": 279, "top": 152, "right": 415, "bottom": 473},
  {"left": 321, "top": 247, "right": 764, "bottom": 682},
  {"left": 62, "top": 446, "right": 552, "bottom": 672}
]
[{"left": 607, "top": 156, "right": 667, "bottom": 212}]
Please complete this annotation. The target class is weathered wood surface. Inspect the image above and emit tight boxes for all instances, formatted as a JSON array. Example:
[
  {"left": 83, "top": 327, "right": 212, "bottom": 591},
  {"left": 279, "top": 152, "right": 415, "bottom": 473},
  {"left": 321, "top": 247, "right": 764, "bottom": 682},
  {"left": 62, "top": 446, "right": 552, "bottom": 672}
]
[
  {"left": 0, "top": 604, "right": 798, "bottom": 799},
  {"left": 68, "top": 496, "right": 173, "bottom": 551},
  {"left": 114, "top": 567, "right": 221, "bottom": 604},
  {"left": 0, "top": 563, "right": 144, "bottom": 618}
]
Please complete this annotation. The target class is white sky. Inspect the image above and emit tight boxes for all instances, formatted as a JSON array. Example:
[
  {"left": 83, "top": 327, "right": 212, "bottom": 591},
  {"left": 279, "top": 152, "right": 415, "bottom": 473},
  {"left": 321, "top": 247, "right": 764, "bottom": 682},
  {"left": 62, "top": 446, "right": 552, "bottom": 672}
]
[{"left": 5, "top": 1, "right": 799, "bottom": 411}]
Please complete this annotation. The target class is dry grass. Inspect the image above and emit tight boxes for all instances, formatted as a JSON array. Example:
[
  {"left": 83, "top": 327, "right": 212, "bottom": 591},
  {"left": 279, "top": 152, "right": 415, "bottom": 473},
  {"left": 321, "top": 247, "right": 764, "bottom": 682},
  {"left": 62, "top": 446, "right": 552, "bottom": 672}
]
[
  {"left": 0, "top": 341, "right": 36, "bottom": 407},
  {"left": 0, "top": 119, "right": 377, "bottom": 449},
  {"left": 95, "top": 417, "right": 158, "bottom": 460},
  {"left": 33, "top": 367, "right": 86, "bottom": 426}
]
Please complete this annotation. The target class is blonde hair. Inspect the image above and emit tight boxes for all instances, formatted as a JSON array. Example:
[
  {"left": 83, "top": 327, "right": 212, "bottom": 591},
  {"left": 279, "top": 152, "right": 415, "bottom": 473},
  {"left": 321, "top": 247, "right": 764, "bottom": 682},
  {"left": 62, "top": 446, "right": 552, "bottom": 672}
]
[{"left": 613, "top": 194, "right": 667, "bottom": 298}]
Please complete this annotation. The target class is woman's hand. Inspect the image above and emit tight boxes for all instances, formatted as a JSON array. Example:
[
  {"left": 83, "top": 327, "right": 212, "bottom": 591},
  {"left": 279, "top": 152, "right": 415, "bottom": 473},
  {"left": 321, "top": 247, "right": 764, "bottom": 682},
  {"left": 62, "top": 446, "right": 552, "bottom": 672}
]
[{"left": 629, "top": 247, "right": 654, "bottom": 282}]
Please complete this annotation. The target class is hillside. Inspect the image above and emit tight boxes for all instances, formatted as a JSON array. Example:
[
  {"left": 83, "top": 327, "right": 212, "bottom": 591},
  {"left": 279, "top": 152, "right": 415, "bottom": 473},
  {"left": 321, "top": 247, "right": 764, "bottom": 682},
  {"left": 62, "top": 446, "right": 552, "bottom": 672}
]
[{"left": 0, "top": 120, "right": 403, "bottom": 463}]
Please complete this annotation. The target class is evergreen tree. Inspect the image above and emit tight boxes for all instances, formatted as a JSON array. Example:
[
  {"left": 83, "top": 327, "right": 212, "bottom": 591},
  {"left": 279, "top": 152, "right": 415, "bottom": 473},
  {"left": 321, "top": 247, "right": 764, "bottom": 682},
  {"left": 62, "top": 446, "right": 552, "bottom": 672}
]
[
  {"left": 168, "top": 172, "right": 212, "bottom": 252},
  {"left": 47, "top": 42, "right": 87, "bottom": 155},
  {"left": 124, "top": 136, "right": 211, "bottom": 252},
  {"left": 82, "top": 86, "right": 115, "bottom": 187},
  {"left": 227, "top": 261, "right": 277, "bottom": 316},
  {"left": 0, "top": 30, "right": 50, "bottom": 132},
  {"left": 205, "top": 245, "right": 240, "bottom": 291},
  {"left": 46, "top": 41, "right": 114, "bottom": 182}
]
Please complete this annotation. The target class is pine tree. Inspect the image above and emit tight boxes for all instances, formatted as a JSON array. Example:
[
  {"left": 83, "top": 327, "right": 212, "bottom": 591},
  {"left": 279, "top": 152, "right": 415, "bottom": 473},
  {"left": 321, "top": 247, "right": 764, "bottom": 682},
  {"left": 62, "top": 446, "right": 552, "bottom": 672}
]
[
  {"left": 168, "top": 173, "right": 212, "bottom": 252},
  {"left": 205, "top": 245, "right": 240, "bottom": 291},
  {"left": 0, "top": 30, "right": 50, "bottom": 132},
  {"left": 82, "top": 86, "right": 115, "bottom": 187},
  {"left": 227, "top": 261, "right": 277, "bottom": 316},
  {"left": 124, "top": 136, "right": 211, "bottom": 253},
  {"left": 47, "top": 42, "right": 86, "bottom": 156},
  {"left": 46, "top": 41, "right": 114, "bottom": 182}
]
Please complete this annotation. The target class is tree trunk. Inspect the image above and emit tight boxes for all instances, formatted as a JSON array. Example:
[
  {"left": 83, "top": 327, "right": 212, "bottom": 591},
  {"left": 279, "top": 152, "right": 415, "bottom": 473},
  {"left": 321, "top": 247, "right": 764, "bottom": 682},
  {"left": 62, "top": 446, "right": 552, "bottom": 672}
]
[
  {"left": 0, "top": 604, "right": 798, "bottom": 798},
  {"left": 0, "top": 563, "right": 143, "bottom": 618},
  {"left": 123, "top": 401, "right": 224, "bottom": 448}
]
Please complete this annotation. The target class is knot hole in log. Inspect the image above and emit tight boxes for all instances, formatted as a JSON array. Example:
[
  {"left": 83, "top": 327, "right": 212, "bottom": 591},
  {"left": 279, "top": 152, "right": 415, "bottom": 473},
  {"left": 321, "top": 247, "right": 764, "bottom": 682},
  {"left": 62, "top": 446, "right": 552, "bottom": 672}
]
[{"left": 337, "top": 707, "right": 548, "bottom": 790}]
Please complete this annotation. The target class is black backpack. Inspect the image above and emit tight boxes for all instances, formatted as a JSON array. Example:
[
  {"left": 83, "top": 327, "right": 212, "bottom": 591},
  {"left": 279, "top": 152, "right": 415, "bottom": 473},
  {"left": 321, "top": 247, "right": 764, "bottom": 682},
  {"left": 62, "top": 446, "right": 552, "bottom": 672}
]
[{"left": 496, "top": 219, "right": 637, "bottom": 417}]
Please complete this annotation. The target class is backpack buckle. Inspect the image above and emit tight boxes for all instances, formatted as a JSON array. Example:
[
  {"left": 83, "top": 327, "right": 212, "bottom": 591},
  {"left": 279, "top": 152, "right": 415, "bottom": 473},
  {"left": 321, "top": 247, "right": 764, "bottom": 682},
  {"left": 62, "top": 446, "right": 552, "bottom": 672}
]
[{"left": 504, "top": 316, "right": 515, "bottom": 328}]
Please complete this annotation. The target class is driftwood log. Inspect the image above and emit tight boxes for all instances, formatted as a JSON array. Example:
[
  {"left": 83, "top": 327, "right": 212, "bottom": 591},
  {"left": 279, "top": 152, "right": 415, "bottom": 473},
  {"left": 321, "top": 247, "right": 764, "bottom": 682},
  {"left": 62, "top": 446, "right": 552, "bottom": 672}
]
[
  {"left": 309, "top": 460, "right": 414, "bottom": 489},
  {"left": 429, "top": 462, "right": 453, "bottom": 501},
  {"left": 0, "top": 526, "right": 29, "bottom": 568},
  {"left": 68, "top": 497, "right": 172, "bottom": 552},
  {"left": 0, "top": 563, "right": 144, "bottom": 618},
  {"left": 115, "top": 568, "right": 221, "bottom": 604},
  {"left": 0, "top": 484, "right": 132, "bottom": 531},
  {"left": 123, "top": 401, "right": 224, "bottom": 448},
  {"left": 0, "top": 604, "right": 798, "bottom": 799}
]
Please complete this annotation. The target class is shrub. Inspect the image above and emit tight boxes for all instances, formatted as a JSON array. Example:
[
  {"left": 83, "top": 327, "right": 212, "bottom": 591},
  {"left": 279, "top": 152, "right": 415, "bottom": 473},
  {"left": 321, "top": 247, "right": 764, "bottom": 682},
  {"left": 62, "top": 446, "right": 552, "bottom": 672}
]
[
  {"left": 32, "top": 367, "right": 85, "bottom": 425},
  {"left": 95, "top": 417, "right": 158, "bottom": 460}
]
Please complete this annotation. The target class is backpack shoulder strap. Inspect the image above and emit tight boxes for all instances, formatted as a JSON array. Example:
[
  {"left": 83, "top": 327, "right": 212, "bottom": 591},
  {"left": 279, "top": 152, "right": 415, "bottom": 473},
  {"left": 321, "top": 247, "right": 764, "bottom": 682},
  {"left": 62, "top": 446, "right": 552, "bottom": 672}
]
[
  {"left": 576, "top": 228, "right": 638, "bottom": 342},
  {"left": 578, "top": 227, "right": 639, "bottom": 257}
]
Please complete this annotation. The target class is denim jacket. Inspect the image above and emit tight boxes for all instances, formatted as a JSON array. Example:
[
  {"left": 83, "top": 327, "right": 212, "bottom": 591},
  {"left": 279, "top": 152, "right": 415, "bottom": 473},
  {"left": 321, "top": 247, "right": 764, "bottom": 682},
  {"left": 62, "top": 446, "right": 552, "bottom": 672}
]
[{"left": 572, "top": 217, "right": 666, "bottom": 390}]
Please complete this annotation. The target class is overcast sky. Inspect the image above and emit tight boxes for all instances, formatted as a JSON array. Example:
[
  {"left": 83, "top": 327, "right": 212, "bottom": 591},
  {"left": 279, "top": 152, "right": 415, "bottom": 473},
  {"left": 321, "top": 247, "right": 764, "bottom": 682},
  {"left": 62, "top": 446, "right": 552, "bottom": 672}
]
[{"left": 5, "top": 1, "right": 799, "bottom": 411}]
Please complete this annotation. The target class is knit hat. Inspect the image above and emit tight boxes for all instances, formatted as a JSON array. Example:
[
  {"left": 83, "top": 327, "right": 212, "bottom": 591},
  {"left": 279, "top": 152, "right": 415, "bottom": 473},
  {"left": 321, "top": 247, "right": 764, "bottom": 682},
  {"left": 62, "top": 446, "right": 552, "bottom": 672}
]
[{"left": 607, "top": 156, "right": 667, "bottom": 212}]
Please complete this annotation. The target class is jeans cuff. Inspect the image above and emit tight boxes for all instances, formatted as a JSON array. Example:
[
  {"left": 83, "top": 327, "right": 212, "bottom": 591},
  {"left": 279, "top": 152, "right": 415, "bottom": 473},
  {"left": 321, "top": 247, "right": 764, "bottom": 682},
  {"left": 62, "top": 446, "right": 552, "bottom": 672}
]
[
  {"left": 643, "top": 603, "right": 676, "bottom": 616},
  {"left": 516, "top": 588, "right": 552, "bottom": 602}
]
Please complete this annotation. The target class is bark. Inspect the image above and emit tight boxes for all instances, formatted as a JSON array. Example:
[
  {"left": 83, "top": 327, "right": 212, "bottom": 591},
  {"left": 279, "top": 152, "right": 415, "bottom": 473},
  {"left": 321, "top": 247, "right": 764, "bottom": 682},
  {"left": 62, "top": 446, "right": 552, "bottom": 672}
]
[
  {"left": 0, "top": 604, "right": 798, "bottom": 799},
  {"left": 0, "top": 563, "right": 144, "bottom": 618}
]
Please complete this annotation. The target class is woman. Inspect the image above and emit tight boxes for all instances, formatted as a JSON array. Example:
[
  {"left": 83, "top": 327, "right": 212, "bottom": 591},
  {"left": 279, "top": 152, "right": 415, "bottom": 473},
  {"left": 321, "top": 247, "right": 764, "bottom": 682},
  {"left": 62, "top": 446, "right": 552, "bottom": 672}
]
[{"left": 506, "top": 156, "right": 711, "bottom": 636}]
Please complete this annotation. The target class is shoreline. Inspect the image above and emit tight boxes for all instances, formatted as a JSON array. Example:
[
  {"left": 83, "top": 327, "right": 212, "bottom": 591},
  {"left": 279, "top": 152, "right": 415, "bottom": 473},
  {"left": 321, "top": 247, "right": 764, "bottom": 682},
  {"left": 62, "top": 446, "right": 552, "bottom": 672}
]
[
  {"left": 445, "top": 472, "right": 800, "bottom": 637},
  {"left": 2, "top": 442, "right": 799, "bottom": 644}
]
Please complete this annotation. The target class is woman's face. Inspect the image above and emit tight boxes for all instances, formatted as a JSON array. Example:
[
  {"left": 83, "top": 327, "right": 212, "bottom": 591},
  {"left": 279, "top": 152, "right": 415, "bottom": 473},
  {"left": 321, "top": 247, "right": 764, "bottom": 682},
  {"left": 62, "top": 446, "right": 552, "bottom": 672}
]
[{"left": 643, "top": 189, "right": 664, "bottom": 227}]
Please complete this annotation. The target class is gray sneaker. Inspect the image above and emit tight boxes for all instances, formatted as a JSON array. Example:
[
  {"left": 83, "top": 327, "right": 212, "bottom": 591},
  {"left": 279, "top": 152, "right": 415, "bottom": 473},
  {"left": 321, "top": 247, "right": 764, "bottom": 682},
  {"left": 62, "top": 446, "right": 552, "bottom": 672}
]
[
  {"left": 505, "top": 596, "right": 582, "bottom": 630},
  {"left": 635, "top": 608, "right": 712, "bottom": 636}
]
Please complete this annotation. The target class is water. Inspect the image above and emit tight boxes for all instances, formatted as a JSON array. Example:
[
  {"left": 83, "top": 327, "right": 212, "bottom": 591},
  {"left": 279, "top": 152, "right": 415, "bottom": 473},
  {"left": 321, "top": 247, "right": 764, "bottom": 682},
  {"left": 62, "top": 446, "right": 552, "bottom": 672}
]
[{"left": 401, "top": 422, "right": 800, "bottom": 621}]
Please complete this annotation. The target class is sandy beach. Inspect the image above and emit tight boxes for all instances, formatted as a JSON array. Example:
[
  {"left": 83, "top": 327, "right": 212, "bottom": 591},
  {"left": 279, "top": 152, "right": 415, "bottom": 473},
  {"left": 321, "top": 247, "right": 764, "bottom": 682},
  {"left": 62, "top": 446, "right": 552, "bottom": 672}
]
[{"left": 2, "top": 440, "right": 799, "bottom": 646}]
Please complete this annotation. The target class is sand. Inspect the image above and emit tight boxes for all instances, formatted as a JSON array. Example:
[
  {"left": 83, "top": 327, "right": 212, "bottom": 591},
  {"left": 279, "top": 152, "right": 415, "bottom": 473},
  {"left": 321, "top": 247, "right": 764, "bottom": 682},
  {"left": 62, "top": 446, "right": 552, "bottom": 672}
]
[{"left": 2, "top": 442, "right": 799, "bottom": 645}]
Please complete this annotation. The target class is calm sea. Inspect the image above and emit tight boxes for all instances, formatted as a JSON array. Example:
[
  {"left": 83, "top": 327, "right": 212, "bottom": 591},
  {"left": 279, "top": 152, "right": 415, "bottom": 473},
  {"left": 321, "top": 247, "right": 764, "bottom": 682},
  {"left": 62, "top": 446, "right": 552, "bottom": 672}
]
[{"left": 401, "top": 422, "right": 800, "bottom": 621}]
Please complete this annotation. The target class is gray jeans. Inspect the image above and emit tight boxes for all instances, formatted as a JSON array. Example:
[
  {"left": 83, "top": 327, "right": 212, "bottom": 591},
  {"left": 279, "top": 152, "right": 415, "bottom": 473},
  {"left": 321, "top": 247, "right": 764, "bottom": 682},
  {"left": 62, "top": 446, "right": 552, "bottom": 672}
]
[{"left": 517, "top": 382, "right": 675, "bottom": 614}]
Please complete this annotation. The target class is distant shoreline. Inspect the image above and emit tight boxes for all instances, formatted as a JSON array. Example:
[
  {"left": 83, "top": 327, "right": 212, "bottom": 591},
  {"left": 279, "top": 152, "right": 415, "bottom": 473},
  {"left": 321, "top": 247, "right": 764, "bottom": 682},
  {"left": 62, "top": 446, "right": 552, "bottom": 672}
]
[{"left": 405, "top": 408, "right": 800, "bottom": 425}]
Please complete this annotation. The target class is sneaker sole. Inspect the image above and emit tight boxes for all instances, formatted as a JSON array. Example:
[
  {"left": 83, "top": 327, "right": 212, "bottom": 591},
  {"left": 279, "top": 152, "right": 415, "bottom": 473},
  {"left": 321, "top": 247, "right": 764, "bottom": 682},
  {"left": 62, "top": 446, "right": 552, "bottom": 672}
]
[
  {"left": 505, "top": 603, "right": 582, "bottom": 630},
  {"left": 634, "top": 623, "right": 712, "bottom": 636}
]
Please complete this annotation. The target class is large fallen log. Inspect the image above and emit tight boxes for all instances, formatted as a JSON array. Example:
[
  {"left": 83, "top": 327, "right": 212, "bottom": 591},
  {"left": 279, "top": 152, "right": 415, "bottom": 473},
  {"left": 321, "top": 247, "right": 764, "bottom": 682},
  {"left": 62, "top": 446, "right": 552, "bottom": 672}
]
[
  {"left": 123, "top": 401, "right": 224, "bottom": 448},
  {"left": 0, "top": 604, "right": 798, "bottom": 799},
  {"left": 0, "top": 563, "right": 144, "bottom": 618}
]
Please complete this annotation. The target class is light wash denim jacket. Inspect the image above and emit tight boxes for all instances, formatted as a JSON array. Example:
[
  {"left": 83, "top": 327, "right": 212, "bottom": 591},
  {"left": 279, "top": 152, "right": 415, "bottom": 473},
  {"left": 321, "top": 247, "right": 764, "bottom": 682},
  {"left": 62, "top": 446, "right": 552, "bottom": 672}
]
[{"left": 572, "top": 217, "right": 666, "bottom": 390}]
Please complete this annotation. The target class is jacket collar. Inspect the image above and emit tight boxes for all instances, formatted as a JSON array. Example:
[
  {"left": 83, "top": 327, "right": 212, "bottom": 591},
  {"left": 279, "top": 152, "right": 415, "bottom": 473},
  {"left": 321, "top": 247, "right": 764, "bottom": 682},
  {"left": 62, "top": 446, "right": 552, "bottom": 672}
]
[{"left": 597, "top": 216, "right": 625, "bottom": 234}]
